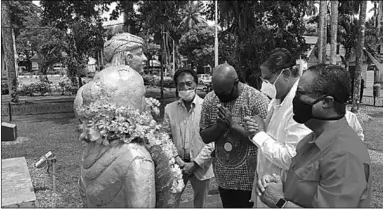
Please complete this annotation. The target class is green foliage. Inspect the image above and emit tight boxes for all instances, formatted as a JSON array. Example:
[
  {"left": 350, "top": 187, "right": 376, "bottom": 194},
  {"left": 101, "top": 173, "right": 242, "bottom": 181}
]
[
  {"left": 143, "top": 43, "right": 161, "bottom": 65},
  {"left": 178, "top": 1, "right": 208, "bottom": 34},
  {"left": 111, "top": 1, "right": 188, "bottom": 44},
  {"left": 18, "top": 78, "right": 72, "bottom": 96},
  {"left": 142, "top": 75, "right": 173, "bottom": 88},
  {"left": 203, "top": 1, "right": 309, "bottom": 88},
  {"left": 7, "top": 1, "right": 42, "bottom": 36},
  {"left": 40, "top": 0, "right": 109, "bottom": 31},
  {"left": 58, "top": 76, "right": 73, "bottom": 92},
  {"left": 40, "top": 0, "right": 108, "bottom": 84},
  {"left": 178, "top": 23, "right": 215, "bottom": 69},
  {"left": 19, "top": 81, "right": 50, "bottom": 96},
  {"left": 336, "top": 0, "right": 381, "bottom": 67}
]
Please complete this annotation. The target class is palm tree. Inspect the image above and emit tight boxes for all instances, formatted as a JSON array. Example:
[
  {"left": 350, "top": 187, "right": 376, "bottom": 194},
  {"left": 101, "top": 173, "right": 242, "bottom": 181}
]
[
  {"left": 318, "top": 0, "right": 327, "bottom": 63},
  {"left": 178, "top": 1, "right": 207, "bottom": 33},
  {"left": 330, "top": 1, "right": 339, "bottom": 64},
  {"left": 351, "top": 0, "right": 367, "bottom": 113},
  {"left": 379, "top": 1, "right": 383, "bottom": 31},
  {"left": 1, "top": 1, "right": 19, "bottom": 102}
]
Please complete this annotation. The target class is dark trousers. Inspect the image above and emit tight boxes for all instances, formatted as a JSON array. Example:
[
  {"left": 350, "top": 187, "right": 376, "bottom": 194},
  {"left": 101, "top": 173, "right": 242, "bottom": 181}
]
[
  {"left": 360, "top": 87, "right": 364, "bottom": 103},
  {"left": 218, "top": 187, "right": 254, "bottom": 208}
]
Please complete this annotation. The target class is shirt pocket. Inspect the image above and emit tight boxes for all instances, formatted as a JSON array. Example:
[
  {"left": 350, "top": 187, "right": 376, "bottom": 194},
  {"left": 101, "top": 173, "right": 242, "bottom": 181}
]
[{"left": 294, "top": 160, "right": 320, "bottom": 181}]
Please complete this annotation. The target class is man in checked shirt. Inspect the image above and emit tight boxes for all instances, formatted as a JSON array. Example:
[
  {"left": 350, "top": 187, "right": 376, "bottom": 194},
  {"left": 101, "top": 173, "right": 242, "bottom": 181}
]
[
  {"left": 200, "top": 64, "right": 269, "bottom": 208},
  {"left": 163, "top": 68, "right": 214, "bottom": 208}
]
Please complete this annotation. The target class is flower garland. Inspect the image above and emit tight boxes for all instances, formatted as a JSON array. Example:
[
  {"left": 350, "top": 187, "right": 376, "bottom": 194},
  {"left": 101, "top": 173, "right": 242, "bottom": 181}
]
[{"left": 77, "top": 97, "right": 185, "bottom": 193}]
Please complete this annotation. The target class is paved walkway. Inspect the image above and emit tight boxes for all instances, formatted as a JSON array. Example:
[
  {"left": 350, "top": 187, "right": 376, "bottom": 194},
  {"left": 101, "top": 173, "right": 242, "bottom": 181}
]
[{"left": 180, "top": 194, "right": 222, "bottom": 208}]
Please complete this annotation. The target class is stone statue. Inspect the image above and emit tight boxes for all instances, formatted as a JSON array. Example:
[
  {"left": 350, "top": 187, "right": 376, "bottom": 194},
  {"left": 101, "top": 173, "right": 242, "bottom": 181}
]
[{"left": 74, "top": 33, "right": 183, "bottom": 208}]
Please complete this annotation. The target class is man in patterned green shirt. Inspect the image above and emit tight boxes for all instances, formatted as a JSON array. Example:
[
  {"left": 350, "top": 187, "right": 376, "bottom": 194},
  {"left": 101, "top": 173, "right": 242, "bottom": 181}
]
[{"left": 200, "top": 63, "right": 269, "bottom": 208}]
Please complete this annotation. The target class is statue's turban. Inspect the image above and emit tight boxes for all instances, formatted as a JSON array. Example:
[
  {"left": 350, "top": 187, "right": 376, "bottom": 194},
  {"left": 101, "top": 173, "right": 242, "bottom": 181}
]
[{"left": 104, "top": 33, "right": 144, "bottom": 63}]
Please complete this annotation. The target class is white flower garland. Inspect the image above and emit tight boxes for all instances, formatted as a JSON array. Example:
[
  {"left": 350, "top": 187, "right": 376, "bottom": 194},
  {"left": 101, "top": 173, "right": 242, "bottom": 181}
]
[{"left": 77, "top": 97, "right": 184, "bottom": 193}]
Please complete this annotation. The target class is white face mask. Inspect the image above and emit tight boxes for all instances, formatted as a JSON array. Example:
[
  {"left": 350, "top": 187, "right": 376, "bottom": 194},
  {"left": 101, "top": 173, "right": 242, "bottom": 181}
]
[
  {"left": 260, "top": 71, "right": 283, "bottom": 99},
  {"left": 260, "top": 81, "right": 277, "bottom": 99},
  {"left": 178, "top": 89, "right": 196, "bottom": 102}
]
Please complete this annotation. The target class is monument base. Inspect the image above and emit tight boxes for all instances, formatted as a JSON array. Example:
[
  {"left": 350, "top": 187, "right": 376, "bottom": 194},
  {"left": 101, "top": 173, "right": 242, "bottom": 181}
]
[
  {"left": 1, "top": 157, "right": 37, "bottom": 208},
  {"left": 1, "top": 122, "right": 17, "bottom": 141}
]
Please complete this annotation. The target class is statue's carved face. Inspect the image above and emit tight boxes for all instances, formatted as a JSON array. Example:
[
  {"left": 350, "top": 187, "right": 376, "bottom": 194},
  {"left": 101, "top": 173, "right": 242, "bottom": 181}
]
[{"left": 126, "top": 48, "right": 147, "bottom": 74}]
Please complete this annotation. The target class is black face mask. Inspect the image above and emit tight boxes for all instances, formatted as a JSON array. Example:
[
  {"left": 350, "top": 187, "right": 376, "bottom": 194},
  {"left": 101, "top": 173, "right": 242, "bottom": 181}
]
[
  {"left": 292, "top": 95, "right": 345, "bottom": 124},
  {"left": 216, "top": 81, "right": 239, "bottom": 103}
]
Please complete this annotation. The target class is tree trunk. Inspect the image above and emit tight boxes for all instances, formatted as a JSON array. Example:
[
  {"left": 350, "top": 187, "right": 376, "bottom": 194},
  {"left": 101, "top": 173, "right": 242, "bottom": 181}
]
[
  {"left": 322, "top": 12, "right": 328, "bottom": 63},
  {"left": 374, "top": 2, "right": 378, "bottom": 27},
  {"left": 330, "top": 1, "right": 339, "bottom": 65},
  {"left": 351, "top": 1, "right": 367, "bottom": 113},
  {"left": 160, "top": 25, "right": 164, "bottom": 99},
  {"left": 378, "top": 1, "right": 383, "bottom": 30},
  {"left": 318, "top": 0, "right": 327, "bottom": 63},
  {"left": 2, "top": 2, "right": 19, "bottom": 102}
]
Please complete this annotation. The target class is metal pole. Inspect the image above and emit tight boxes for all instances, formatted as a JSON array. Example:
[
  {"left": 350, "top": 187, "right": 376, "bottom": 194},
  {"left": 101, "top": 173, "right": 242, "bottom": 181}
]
[
  {"left": 214, "top": 0, "right": 218, "bottom": 68},
  {"left": 160, "top": 26, "right": 164, "bottom": 99},
  {"left": 8, "top": 102, "right": 12, "bottom": 121},
  {"left": 52, "top": 158, "right": 56, "bottom": 193},
  {"left": 173, "top": 39, "right": 175, "bottom": 76}
]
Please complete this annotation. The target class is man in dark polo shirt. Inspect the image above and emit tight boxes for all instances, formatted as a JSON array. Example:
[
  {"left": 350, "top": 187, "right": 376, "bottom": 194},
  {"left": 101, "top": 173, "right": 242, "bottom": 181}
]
[
  {"left": 255, "top": 64, "right": 371, "bottom": 208},
  {"left": 200, "top": 63, "right": 269, "bottom": 208}
]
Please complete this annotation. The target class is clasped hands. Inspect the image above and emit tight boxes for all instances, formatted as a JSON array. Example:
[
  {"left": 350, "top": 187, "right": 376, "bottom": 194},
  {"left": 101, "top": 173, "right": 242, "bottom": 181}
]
[
  {"left": 244, "top": 115, "right": 266, "bottom": 138},
  {"left": 175, "top": 157, "right": 197, "bottom": 176},
  {"left": 216, "top": 104, "right": 233, "bottom": 130},
  {"left": 257, "top": 174, "right": 285, "bottom": 208}
]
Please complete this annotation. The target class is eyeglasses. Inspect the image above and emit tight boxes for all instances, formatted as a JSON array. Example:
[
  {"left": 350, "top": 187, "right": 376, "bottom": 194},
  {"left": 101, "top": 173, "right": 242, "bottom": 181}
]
[{"left": 296, "top": 91, "right": 345, "bottom": 104}]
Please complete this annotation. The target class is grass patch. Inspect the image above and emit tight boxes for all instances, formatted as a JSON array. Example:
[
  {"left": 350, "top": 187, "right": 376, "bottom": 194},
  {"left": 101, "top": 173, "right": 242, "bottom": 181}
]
[
  {"left": 1, "top": 113, "right": 83, "bottom": 207},
  {"left": 359, "top": 106, "right": 383, "bottom": 152},
  {"left": 371, "top": 163, "right": 383, "bottom": 208}
]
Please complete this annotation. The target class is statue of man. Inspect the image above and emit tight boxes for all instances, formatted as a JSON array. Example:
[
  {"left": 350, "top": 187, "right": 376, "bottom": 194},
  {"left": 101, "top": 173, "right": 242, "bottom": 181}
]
[
  {"left": 74, "top": 33, "right": 180, "bottom": 208},
  {"left": 74, "top": 33, "right": 147, "bottom": 116}
]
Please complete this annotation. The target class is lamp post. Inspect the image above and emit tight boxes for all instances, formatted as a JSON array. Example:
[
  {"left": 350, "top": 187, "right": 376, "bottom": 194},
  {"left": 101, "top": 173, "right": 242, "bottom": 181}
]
[{"left": 214, "top": 0, "right": 218, "bottom": 68}]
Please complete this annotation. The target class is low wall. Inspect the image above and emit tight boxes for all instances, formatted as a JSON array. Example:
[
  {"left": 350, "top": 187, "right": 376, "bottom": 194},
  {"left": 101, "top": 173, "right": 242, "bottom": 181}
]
[{"left": 1, "top": 100, "right": 74, "bottom": 117}]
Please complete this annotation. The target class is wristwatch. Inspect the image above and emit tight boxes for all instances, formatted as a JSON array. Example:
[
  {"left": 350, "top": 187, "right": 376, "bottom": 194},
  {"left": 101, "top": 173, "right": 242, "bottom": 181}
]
[{"left": 276, "top": 198, "right": 288, "bottom": 208}]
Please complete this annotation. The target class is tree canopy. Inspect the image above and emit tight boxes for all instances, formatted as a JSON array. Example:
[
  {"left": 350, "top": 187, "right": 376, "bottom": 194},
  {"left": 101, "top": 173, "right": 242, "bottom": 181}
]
[
  {"left": 179, "top": 23, "right": 215, "bottom": 69},
  {"left": 203, "top": 1, "right": 309, "bottom": 88}
]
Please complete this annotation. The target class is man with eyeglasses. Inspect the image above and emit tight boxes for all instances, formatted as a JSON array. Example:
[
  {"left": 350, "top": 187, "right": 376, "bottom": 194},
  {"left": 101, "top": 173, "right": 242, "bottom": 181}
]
[
  {"left": 255, "top": 64, "right": 371, "bottom": 208},
  {"left": 200, "top": 63, "right": 269, "bottom": 208},
  {"left": 244, "top": 48, "right": 312, "bottom": 207}
]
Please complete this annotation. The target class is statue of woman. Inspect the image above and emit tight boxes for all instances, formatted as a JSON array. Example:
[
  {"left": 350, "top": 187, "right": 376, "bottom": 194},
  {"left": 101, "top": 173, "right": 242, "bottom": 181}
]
[{"left": 74, "top": 33, "right": 184, "bottom": 208}]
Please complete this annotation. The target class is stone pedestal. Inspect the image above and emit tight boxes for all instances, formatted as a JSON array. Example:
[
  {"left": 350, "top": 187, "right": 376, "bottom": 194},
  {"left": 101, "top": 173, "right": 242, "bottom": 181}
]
[{"left": 1, "top": 157, "right": 38, "bottom": 207}]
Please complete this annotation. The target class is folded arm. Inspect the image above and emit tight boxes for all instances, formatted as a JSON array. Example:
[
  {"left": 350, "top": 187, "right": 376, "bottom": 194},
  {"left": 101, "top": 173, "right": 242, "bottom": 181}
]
[{"left": 250, "top": 118, "right": 311, "bottom": 170}]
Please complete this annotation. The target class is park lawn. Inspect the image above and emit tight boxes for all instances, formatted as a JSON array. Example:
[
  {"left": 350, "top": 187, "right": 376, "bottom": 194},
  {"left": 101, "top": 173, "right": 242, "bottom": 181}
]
[
  {"left": 1, "top": 103, "right": 382, "bottom": 207},
  {"left": 359, "top": 105, "right": 383, "bottom": 208}
]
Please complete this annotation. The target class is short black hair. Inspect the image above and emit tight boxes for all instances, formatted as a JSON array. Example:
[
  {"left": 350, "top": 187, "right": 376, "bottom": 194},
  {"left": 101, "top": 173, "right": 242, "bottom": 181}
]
[
  {"left": 173, "top": 68, "right": 198, "bottom": 86},
  {"left": 307, "top": 64, "right": 351, "bottom": 114},
  {"left": 261, "top": 48, "right": 299, "bottom": 77}
]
